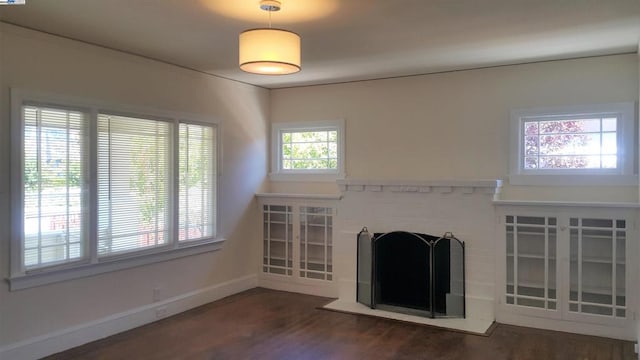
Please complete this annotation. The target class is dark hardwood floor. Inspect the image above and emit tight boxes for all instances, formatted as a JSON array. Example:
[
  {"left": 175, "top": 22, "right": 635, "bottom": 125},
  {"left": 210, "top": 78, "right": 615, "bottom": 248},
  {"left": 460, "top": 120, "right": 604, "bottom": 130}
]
[{"left": 46, "top": 288, "right": 635, "bottom": 360}]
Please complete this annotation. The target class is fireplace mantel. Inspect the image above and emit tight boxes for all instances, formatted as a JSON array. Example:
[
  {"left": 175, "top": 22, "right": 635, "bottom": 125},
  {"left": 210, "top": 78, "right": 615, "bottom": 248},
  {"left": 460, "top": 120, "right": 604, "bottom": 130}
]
[{"left": 337, "top": 179, "right": 502, "bottom": 198}]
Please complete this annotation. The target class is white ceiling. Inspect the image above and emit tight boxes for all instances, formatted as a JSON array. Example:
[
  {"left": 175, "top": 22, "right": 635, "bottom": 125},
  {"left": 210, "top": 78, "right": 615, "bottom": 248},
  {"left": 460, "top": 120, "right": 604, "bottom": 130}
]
[{"left": 1, "top": 0, "right": 639, "bottom": 89}]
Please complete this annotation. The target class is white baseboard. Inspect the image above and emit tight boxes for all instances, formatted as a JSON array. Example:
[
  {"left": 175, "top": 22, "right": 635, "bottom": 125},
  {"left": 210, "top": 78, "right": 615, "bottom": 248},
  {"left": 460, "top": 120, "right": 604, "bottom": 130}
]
[
  {"left": 465, "top": 296, "right": 495, "bottom": 321},
  {"left": 0, "top": 274, "right": 258, "bottom": 360},
  {"left": 496, "top": 311, "right": 636, "bottom": 341},
  {"left": 258, "top": 274, "right": 338, "bottom": 298}
]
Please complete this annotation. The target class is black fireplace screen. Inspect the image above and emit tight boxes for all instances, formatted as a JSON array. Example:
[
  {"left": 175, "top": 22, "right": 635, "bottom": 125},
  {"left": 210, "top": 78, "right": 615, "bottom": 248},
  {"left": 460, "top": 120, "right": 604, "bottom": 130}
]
[{"left": 357, "top": 228, "right": 465, "bottom": 318}]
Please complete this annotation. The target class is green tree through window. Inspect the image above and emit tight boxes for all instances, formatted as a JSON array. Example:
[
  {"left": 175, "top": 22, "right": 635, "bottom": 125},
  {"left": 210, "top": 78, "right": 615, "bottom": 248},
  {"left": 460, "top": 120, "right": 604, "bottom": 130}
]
[{"left": 281, "top": 130, "right": 338, "bottom": 170}]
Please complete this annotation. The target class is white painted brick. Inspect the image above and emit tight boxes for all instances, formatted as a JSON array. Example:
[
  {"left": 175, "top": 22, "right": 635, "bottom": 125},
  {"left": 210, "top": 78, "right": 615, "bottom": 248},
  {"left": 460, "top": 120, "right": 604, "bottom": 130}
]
[{"left": 336, "top": 181, "right": 498, "bottom": 321}]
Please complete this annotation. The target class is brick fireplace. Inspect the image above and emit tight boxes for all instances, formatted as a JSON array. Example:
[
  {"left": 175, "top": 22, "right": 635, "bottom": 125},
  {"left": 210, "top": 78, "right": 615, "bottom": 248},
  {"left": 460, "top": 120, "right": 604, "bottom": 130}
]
[{"left": 329, "top": 179, "right": 502, "bottom": 331}]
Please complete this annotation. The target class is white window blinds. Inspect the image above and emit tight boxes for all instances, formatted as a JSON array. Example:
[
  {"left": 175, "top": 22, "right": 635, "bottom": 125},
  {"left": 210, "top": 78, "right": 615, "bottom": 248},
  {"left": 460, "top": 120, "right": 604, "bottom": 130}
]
[
  {"left": 22, "top": 104, "right": 88, "bottom": 269},
  {"left": 179, "top": 123, "right": 216, "bottom": 241},
  {"left": 98, "top": 113, "right": 172, "bottom": 256},
  {"left": 14, "top": 92, "right": 222, "bottom": 284}
]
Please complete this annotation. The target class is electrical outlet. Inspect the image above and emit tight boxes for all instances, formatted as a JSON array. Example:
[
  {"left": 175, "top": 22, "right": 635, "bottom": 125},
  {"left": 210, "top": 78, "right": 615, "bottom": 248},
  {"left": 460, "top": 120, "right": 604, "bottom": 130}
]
[
  {"left": 153, "top": 287, "right": 162, "bottom": 302},
  {"left": 156, "top": 306, "right": 168, "bottom": 318}
]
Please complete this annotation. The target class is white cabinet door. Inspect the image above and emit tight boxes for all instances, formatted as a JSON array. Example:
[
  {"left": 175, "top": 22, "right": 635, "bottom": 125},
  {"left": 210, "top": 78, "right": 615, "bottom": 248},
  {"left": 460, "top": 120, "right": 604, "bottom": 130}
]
[
  {"left": 502, "top": 208, "right": 634, "bottom": 327},
  {"left": 566, "top": 217, "right": 627, "bottom": 325},
  {"left": 505, "top": 215, "right": 560, "bottom": 318},
  {"left": 263, "top": 204, "right": 293, "bottom": 276},
  {"left": 299, "top": 206, "right": 333, "bottom": 281}
]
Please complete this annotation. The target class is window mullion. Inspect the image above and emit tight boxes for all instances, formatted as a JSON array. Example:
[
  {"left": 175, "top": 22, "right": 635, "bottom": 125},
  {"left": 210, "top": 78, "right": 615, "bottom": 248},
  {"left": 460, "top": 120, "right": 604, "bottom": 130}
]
[
  {"left": 155, "top": 122, "right": 160, "bottom": 247},
  {"left": 36, "top": 108, "right": 42, "bottom": 267},
  {"left": 89, "top": 109, "right": 98, "bottom": 263},
  {"left": 108, "top": 116, "right": 113, "bottom": 254},
  {"left": 173, "top": 120, "right": 180, "bottom": 248},
  {"left": 185, "top": 125, "right": 190, "bottom": 240},
  {"left": 65, "top": 111, "right": 71, "bottom": 261},
  {"left": 200, "top": 126, "right": 205, "bottom": 236}
]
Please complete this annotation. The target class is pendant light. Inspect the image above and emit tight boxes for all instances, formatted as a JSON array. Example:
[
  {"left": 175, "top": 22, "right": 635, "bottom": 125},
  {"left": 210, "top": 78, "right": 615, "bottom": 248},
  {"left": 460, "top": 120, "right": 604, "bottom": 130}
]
[{"left": 239, "top": 0, "right": 301, "bottom": 75}]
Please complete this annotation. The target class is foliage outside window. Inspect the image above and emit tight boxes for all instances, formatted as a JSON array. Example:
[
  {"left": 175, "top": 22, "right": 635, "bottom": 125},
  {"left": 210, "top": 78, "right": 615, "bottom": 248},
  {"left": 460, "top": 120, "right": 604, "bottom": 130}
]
[
  {"left": 12, "top": 93, "right": 220, "bottom": 288},
  {"left": 98, "top": 113, "right": 171, "bottom": 256},
  {"left": 22, "top": 105, "right": 87, "bottom": 268},
  {"left": 179, "top": 123, "right": 216, "bottom": 241},
  {"left": 271, "top": 120, "right": 345, "bottom": 181},
  {"left": 281, "top": 129, "right": 338, "bottom": 170},
  {"left": 522, "top": 117, "right": 617, "bottom": 170}
]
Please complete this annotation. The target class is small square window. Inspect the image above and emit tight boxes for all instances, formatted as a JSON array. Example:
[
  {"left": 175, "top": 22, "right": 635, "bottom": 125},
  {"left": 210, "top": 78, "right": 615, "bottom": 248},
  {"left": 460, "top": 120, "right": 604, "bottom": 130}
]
[{"left": 271, "top": 120, "right": 345, "bottom": 181}]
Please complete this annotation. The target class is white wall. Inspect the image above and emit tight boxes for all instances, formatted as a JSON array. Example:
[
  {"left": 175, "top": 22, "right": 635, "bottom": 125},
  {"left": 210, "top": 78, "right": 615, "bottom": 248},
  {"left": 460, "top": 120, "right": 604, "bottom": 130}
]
[
  {"left": 0, "top": 23, "right": 268, "bottom": 353},
  {"left": 637, "top": 44, "right": 640, "bottom": 352},
  {"left": 270, "top": 54, "right": 639, "bottom": 202}
]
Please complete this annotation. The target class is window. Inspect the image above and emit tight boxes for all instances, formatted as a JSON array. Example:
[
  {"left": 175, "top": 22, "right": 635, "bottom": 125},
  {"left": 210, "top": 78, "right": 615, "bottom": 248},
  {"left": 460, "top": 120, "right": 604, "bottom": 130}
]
[
  {"left": 22, "top": 104, "right": 89, "bottom": 269},
  {"left": 11, "top": 90, "right": 220, "bottom": 289},
  {"left": 97, "top": 113, "right": 172, "bottom": 256},
  {"left": 509, "top": 103, "right": 636, "bottom": 186},
  {"left": 271, "top": 120, "right": 345, "bottom": 181},
  {"left": 179, "top": 123, "right": 217, "bottom": 241}
]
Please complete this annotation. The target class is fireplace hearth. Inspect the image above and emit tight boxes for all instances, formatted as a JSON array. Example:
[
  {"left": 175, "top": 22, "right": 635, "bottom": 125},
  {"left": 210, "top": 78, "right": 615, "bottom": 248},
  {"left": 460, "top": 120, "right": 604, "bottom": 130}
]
[{"left": 357, "top": 228, "right": 465, "bottom": 318}]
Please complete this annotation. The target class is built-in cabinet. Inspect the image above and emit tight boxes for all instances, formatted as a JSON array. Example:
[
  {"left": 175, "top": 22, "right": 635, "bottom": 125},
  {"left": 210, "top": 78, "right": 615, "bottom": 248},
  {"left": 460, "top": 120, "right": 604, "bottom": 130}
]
[
  {"left": 506, "top": 215, "right": 558, "bottom": 312},
  {"left": 262, "top": 204, "right": 294, "bottom": 276},
  {"left": 299, "top": 206, "right": 333, "bottom": 281},
  {"left": 499, "top": 204, "right": 637, "bottom": 333},
  {"left": 567, "top": 217, "right": 627, "bottom": 320},
  {"left": 258, "top": 194, "right": 338, "bottom": 296}
]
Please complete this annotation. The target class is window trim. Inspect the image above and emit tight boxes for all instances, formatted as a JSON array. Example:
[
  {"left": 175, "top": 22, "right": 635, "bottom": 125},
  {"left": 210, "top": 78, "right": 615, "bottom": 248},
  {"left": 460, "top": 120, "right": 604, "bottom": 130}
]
[
  {"left": 509, "top": 102, "right": 637, "bottom": 186},
  {"left": 10, "top": 89, "right": 223, "bottom": 290},
  {"left": 270, "top": 119, "right": 345, "bottom": 182}
]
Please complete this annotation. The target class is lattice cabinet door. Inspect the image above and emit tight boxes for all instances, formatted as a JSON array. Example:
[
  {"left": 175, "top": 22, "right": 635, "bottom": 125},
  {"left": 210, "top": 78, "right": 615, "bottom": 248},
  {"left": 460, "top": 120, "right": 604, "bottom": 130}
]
[
  {"left": 263, "top": 205, "right": 293, "bottom": 276},
  {"left": 299, "top": 206, "right": 333, "bottom": 281},
  {"left": 505, "top": 215, "right": 558, "bottom": 312},
  {"left": 568, "top": 217, "right": 626, "bottom": 320}
]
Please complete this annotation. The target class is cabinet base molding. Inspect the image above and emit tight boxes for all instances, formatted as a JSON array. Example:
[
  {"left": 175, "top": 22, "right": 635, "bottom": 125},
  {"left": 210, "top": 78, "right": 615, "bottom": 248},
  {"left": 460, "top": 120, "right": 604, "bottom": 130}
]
[
  {"left": 259, "top": 274, "right": 338, "bottom": 298},
  {"left": 496, "top": 310, "right": 635, "bottom": 341}
]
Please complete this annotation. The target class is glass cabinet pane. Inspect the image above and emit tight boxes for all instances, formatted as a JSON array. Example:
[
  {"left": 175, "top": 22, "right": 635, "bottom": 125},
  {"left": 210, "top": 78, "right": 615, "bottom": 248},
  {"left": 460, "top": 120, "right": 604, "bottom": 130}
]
[
  {"left": 300, "top": 206, "right": 333, "bottom": 281},
  {"left": 505, "top": 215, "right": 557, "bottom": 310},
  {"left": 568, "top": 217, "right": 626, "bottom": 318},
  {"left": 263, "top": 205, "right": 293, "bottom": 276}
]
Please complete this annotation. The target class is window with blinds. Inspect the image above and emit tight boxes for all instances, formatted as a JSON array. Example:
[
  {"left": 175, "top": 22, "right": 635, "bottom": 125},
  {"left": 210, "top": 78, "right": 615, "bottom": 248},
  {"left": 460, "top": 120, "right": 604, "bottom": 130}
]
[
  {"left": 22, "top": 104, "right": 88, "bottom": 269},
  {"left": 97, "top": 113, "right": 172, "bottom": 256},
  {"left": 14, "top": 93, "right": 220, "bottom": 282},
  {"left": 179, "top": 123, "right": 216, "bottom": 241}
]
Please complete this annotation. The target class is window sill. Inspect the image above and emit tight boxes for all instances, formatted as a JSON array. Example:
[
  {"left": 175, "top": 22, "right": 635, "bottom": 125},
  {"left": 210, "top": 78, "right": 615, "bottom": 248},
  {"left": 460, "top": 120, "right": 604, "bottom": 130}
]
[
  {"left": 269, "top": 172, "right": 345, "bottom": 182},
  {"left": 509, "top": 174, "right": 638, "bottom": 186},
  {"left": 7, "top": 239, "right": 226, "bottom": 291},
  {"left": 256, "top": 192, "right": 342, "bottom": 200}
]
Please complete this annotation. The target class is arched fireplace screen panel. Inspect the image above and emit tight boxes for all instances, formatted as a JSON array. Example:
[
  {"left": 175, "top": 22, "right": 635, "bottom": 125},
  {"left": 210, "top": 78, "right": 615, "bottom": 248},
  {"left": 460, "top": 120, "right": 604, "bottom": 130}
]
[{"left": 357, "top": 228, "right": 465, "bottom": 319}]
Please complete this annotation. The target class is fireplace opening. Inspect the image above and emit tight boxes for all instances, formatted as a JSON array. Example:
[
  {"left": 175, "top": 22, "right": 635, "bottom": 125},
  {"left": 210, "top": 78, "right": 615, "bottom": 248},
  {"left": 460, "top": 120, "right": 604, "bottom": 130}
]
[{"left": 357, "top": 228, "right": 465, "bottom": 318}]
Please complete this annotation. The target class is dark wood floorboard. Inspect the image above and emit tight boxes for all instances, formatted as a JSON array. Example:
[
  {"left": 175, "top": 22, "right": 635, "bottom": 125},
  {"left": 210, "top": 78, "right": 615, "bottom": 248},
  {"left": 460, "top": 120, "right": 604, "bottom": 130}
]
[{"left": 45, "top": 288, "right": 635, "bottom": 360}]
